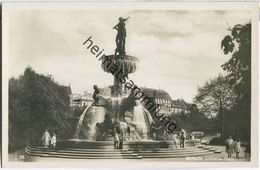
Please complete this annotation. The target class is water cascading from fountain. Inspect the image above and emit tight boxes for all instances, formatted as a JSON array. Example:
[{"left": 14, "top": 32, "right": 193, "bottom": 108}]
[
  {"left": 132, "top": 101, "right": 154, "bottom": 140},
  {"left": 74, "top": 105, "right": 91, "bottom": 139},
  {"left": 87, "top": 106, "right": 106, "bottom": 139},
  {"left": 105, "top": 96, "right": 127, "bottom": 121}
]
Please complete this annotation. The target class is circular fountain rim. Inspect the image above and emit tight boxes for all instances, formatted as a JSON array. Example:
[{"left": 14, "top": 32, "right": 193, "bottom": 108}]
[{"left": 105, "top": 54, "right": 139, "bottom": 62}]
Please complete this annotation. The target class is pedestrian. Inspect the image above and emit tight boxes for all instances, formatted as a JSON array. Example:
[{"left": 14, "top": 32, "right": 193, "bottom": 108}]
[
  {"left": 150, "top": 122, "right": 160, "bottom": 140},
  {"left": 163, "top": 130, "right": 167, "bottom": 141},
  {"left": 180, "top": 134, "right": 185, "bottom": 148},
  {"left": 41, "top": 129, "right": 51, "bottom": 149},
  {"left": 180, "top": 128, "right": 186, "bottom": 148},
  {"left": 245, "top": 143, "right": 251, "bottom": 159},
  {"left": 51, "top": 133, "right": 57, "bottom": 149},
  {"left": 118, "top": 130, "right": 124, "bottom": 149},
  {"left": 114, "top": 121, "right": 124, "bottom": 149},
  {"left": 225, "top": 136, "right": 234, "bottom": 158},
  {"left": 199, "top": 132, "right": 204, "bottom": 143},
  {"left": 178, "top": 132, "right": 182, "bottom": 148},
  {"left": 113, "top": 132, "right": 119, "bottom": 149},
  {"left": 172, "top": 133, "right": 178, "bottom": 149},
  {"left": 234, "top": 138, "right": 241, "bottom": 159},
  {"left": 127, "top": 125, "right": 131, "bottom": 140},
  {"left": 191, "top": 134, "right": 195, "bottom": 146}
]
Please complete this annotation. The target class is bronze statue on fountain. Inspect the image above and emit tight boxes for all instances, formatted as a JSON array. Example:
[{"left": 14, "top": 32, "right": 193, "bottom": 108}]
[{"left": 113, "top": 17, "right": 129, "bottom": 56}]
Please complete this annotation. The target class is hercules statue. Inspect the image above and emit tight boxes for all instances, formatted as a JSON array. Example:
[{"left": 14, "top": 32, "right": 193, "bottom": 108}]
[{"left": 113, "top": 17, "right": 129, "bottom": 55}]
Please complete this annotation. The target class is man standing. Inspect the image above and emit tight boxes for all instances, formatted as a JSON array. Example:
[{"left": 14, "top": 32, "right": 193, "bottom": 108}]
[{"left": 180, "top": 128, "right": 187, "bottom": 148}]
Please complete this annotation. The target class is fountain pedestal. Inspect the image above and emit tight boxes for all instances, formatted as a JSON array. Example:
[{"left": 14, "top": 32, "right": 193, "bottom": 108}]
[{"left": 101, "top": 55, "right": 138, "bottom": 96}]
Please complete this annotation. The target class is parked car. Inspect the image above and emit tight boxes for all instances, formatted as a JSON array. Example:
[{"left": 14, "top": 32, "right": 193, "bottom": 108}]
[{"left": 189, "top": 131, "right": 204, "bottom": 139}]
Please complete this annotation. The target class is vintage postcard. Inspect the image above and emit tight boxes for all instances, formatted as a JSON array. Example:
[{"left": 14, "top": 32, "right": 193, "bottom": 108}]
[{"left": 2, "top": 2, "right": 259, "bottom": 168}]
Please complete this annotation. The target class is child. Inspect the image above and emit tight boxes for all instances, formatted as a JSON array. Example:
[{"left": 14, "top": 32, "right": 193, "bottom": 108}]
[
  {"left": 51, "top": 133, "right": 57, "bottom": 149},
  {"left": 234, "top": 139, "right": 241, "bottom": 159},
  {"left": 113, "top": 133, "right": 119, "bottom": 149},
  {"left": 172, "top": 133, "right": 178, "bottom": 149}
]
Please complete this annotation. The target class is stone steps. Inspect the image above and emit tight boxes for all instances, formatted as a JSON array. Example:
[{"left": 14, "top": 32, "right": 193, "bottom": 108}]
[
  {"left": 26, "top": 146, "right": 141, "bottom": 159},
  {"left": 139, "top": 152, "right": 215, "bottom": 158},
  {"left": 27, "top": 150, "right": 139, "bottom": 157},
  {"left": 26, "top": 145, "right": 222, "bottom": 159},
  {"left": 28, "top": 146, "right": 134, "bottom": 154},
  {"left": 28, "top": 146, "right": 210, "bottom": 155},
  {"left": 133, "top": 150, "right": 214, "bottom": 157},
  {"left": 26, "top": 152, "right": 141, "bottom": 159}
]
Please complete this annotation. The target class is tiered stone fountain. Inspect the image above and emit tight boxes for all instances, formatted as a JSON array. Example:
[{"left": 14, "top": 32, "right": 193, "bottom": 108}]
[
  {"left": 26, "top": 18, "right": 220, "bottom": 160},
  {"left": 57, "top": 17, "right": 171, "bottom": 149}
]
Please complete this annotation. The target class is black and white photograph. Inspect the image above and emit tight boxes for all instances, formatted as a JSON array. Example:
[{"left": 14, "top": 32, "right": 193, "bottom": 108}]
[{"left": 1, "top": 2, "right": 259, "bottom": 168}]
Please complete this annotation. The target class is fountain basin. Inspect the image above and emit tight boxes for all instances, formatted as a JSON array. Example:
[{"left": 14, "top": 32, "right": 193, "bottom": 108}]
[
  {"left": 101, "top": 55, "right": 138, "bottom": 74},
  {"left": 57, "top": 139, "right": 173, "bottom": 150}
]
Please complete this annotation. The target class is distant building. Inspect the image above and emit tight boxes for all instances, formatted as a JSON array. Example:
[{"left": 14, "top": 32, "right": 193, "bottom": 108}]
[
  {"left": 70, "top": 86, "right": 111, "bottom": 109},
  {"left": 81, "top": 91, "right": 94, "bottom": 107},
  {"left": 70, "top": 92, "right": 93, "bottom": 108},
  {"left": 69, "top": 86, "right": 194, "bottom": 116},
  {"left": 171, "top": 99, "right": 191, "bottom": 115},
  {"left": 70, "top": 94, "right": 82, "bottom": 108},
  {"left": 140, "top": 87, "right": 172, "bottom": 116}
]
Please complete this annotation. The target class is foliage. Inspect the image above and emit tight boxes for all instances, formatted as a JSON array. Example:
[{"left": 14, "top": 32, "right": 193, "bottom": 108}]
[
  {"left": 194, "top": 75, "right": 237, "bottom": 119},
  {"left": 209, "top": 137, "right": 226, "bottom": 146},
  {"left": 194, "top": 75, "right": 237, "bottom": 137},
  {"left": 220, "top": 23, "right": 251, "bottom": 141},
  {"left": 221, "top": 24, "right": 251, "bottom": 97},
  {"left": 9, "top": 67, "right": 73, "bottom": 152},
  {"left": 170, "top": 105, "right": 218, "bottom": 135}
]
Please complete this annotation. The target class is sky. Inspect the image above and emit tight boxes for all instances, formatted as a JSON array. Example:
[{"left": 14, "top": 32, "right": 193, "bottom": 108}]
[{"left": 8, "top": 8, "right": 251, "bottom": 102}]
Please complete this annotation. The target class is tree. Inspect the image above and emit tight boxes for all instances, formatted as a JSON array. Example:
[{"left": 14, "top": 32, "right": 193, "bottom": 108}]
[
  {"left": 221, "top": 24, "right": 251, "bottom": 97},
  {"left": 9, "top": 67, "right": 73, "bottom": 151},
  {"left": 221, "top": 23, "right": 251, "bottom": 140},
  {"left": 194, "top": 75, "right": 237, "bottom": 138}
]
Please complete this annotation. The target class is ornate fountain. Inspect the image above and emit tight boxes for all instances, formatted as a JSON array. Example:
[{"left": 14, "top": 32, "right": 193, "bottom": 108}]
[{"left": 58, "top": 17, "right": 172, "bottom": 149}]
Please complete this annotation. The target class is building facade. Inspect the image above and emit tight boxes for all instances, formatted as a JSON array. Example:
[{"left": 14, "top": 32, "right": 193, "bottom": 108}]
[
  {"left": 70, "top": 86, "right": 194, "bottom": 115},
  {"left": 171, "top": 99, "right": 192, "bottom": 115},
  {"left": 140, "top": 88, "right": 172, "bottom": 116}
]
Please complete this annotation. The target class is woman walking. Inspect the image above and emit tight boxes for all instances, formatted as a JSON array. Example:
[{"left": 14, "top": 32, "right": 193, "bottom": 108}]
[
  {"left": 225, "top": 136, "right": 234, "bottom": 158},
  {"left": 41, "top": 129, "right": 51, "bottom": 149}
]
